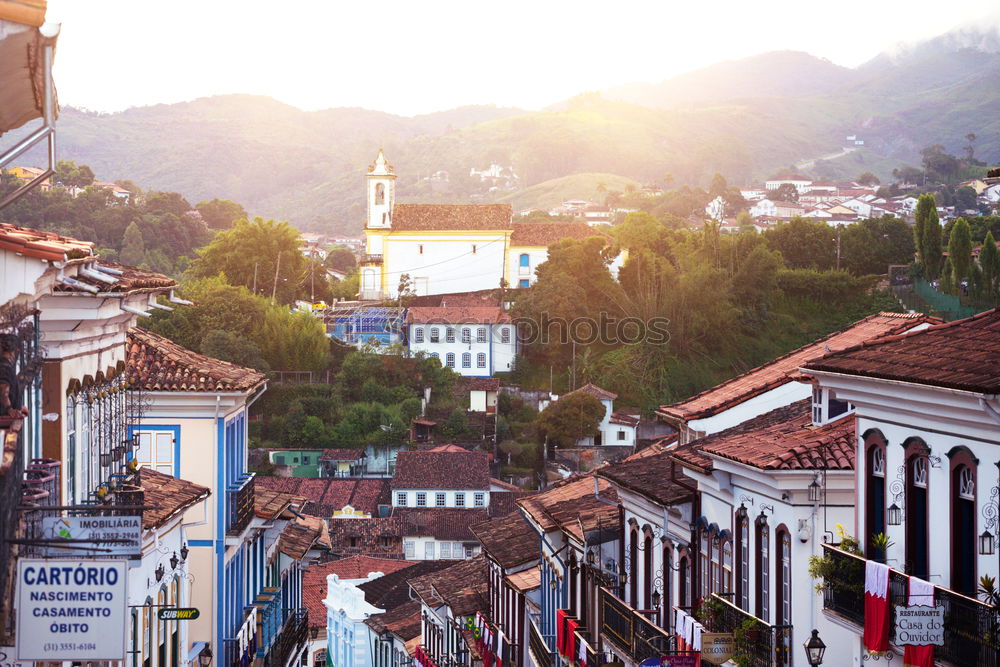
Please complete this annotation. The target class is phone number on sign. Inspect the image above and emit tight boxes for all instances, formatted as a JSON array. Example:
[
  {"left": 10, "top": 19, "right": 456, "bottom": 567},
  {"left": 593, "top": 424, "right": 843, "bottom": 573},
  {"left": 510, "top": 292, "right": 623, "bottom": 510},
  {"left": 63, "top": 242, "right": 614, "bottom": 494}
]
[{"left": 42, "top": 642, "right": 97, "bottom": 652}]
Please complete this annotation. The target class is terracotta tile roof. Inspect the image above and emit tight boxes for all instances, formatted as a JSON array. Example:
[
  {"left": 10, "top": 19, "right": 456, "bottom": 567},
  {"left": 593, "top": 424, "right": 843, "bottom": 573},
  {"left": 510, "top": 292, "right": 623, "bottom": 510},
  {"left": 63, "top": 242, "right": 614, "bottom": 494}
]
[
  {"left": 517, "top": 475, "right": 617, "bottom": 535},
  {"left": 55, "top": 260, "right": 176, "bottom": 293},
  {"left": 277, "top": 520, "right": 324, "bottom": 560},
  {"left": 392, "top": 204, "right": 512, "bottom": 231},
  {"left": 407, "top": 289, "right": 503, "bottom": 308},
  {"left": 318, "top": 448, "right": 367, "bottom": 461},
  {"left": 471, "top": 511, "right": 538, "bottom": 570},
  {"left": 510, "top": 221, "right": 611, "bottom": 247},
  {"left": 137, "top": 468, "right": 210, "bottom": 530},
  {"left": 469, "top": 377, "right": 501, "bottom": 392},
  {"left": 671, "top": 399, "right": 855, "bottom": 472},
  {"left": 391, "top": 450, "right": 490, "bottom": 490},
  {"left": 326, "top": 516, "right": 405, "bottom": 558},
  {"left": 609, "top": 411, "right": 639, "bottom": 427},
  {"left": 358, "top": 560, "right": 453, "bottom": 610},
  {"left": 489, "top": 477, "right": 521, "bottom": 491},
  {"left": 658, "top": 312, "right": 940, "bottom": 423},
  {"left": 669, "top": 441, "right": 715, "bottom": 473},
  {"left": 396, "top": 508, "right": 492, "bottom": 541},
  {"left": 597, "top": 454, "right": 695, "bottom": 506},
  {"left": 624, "top": 434, "right": 677, "bottom": 461},
  {"left": 254, "top": 487, "right": 307, "bottom": 519},
  {"left": 0, "top": 222, "right": 93, "bottom": 261},
  {"left": 366, "top": 600, "right": 424, "bottom": 642},
  {"left": 126, "top": 328, "right": 266, "bottom": 393},
  {"left": 408, "top": 555, "right": 489, "bottom": 616},
  {"left": 303, "top": 557, "right": 413, "bottom": 629},
  {"left": 487, "top": 489, "right": 532, "bottom": 517},
  {"left": 406, "top": 306, "right": 511, "bottom": 325},
  {"left": 264, "top": 457, "right": 376, "bottom": 505},
  {"left": 564, "top": 383, "right": 617, "bottom": 401},
  {"left": 802, "top": 308, "right": 1000, "bottom": 394},
  {"left": 507, "top": 566, "right": 541, "bottom": 593}
]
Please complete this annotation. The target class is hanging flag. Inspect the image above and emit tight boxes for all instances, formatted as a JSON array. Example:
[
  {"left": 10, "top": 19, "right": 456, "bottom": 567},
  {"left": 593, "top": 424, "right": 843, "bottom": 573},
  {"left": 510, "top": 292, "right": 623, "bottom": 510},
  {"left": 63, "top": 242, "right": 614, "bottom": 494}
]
[
  {"left": 864, "top": 560, "right": 891, "bottom": 652},
  {"left": 903, "top": 576, "right": 935, "bottom": 667},
  {"left": 556, "top": 609, "right": 568, "bottom": 656}
]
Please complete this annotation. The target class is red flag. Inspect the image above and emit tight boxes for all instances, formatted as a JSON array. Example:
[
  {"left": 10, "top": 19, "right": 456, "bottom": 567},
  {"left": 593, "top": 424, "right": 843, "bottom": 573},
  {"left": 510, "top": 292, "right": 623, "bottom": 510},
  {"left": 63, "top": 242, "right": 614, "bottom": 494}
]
[
  {"left": 864, "top": 560, "right": 890, "bottom": 652},
  {"left": 903, "top": 576, "right": 935, "bottom": 667},
  {"left": 556, "top": 609, "right": 567, "bottom": 656}
]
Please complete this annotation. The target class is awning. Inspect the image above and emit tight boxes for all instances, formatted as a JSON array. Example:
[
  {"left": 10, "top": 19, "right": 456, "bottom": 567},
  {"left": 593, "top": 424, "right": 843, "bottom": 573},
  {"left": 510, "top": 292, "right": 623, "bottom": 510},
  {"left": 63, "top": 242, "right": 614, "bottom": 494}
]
[{"left": 0, "top": 13, "right": 57, "bottom": 137}]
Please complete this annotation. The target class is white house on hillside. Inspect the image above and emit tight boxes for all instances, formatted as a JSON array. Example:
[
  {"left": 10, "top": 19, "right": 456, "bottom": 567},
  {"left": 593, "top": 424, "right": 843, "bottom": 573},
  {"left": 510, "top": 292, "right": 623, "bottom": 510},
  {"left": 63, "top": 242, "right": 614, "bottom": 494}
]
[
  {"left": 560, "top": 383, "right": 639, "bottom": 447},
  {"left": 406, "top": 305, "right": 517, "bottom": 377}
]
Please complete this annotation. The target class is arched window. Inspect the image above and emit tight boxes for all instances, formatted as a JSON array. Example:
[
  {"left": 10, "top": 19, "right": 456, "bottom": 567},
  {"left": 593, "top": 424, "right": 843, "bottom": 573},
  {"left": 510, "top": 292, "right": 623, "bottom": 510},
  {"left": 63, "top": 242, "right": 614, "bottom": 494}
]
[
  {"left": 462, "top": 328, "right": 471, "bottom": 344},
  {"left": 736, "top": 507, "right": 750, "bottom": 611},
  {"left": 722, "top": 539, "right": 733, "bottom": 595},
  {"left": 700, "top": 529, "right": 710, "bottom": 599},
  {"left": 477, "top": 327, "right": 487, "bottom": 343},
  {"left": 950, "top": 448, "right": 977, "bottom": 595},
  {"left": 143, "top": 597, "right": 153, "bottom": 667},
  {"left": 629, "top": 523, "right": 639, "bottom": 606},
  {"left": 501, "top": 327, "right": 511, "bottom": 344},
  {"left": 519, "top": 253, "right": 530, "bottom": 268},
  {"left": 445, "top": 353, "right": 455, "bottom": 368},
  {"left": 477, "top": 352, "right": 487, "bottom": 368},
  {"left": 446, "top": 327, "right": 455, "bottom": 343},
  {"left": 904, "top": 438, "right": 930, "bottom": 579},
  {"left": 413, "top": 327, "right": 424, "bottom": 344},
  {"left": 678, "top": 554, "right": 689, "bottom": 607},
  {"left": 461, "top": 353, "right": 471, "bottom": 368},
  {"left": 775, "top": 526, "right": 791, "bottom": 627},
  {"left": 643, "top": 528, "right": 654, "bottom": 610},
  {"left": 865, "top": 430, "right": 887, "bottom": 560},
  {"left": 375, "top": 182, "right": 385, "bottom": 205},
  {"left": 755, "top": 514, "right": 770, "bottom": 622},
  {"left": 429, "top": 327, "right": 440, "bottom": 343}
]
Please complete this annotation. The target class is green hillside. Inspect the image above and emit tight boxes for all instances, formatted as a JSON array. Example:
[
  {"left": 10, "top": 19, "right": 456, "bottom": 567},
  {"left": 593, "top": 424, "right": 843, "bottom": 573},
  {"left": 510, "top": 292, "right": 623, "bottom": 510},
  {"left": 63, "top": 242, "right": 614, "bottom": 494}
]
[{"left": 494, "top": 173, "right": 640, "bottom": 211}]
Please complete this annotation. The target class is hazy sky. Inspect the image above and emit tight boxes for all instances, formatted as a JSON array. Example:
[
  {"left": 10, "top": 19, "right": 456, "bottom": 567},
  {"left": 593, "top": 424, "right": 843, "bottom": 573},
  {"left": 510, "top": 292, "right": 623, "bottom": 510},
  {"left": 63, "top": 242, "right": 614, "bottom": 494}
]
[{"left": 45, "top": 0, "right": 998, "bottom": 116}]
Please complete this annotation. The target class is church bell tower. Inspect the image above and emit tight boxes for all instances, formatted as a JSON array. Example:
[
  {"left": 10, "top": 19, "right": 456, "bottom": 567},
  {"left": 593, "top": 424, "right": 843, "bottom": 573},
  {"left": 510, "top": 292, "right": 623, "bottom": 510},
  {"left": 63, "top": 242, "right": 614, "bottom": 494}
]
[{"left": 366, "top": 149, "right": 396, "bottom": 229}]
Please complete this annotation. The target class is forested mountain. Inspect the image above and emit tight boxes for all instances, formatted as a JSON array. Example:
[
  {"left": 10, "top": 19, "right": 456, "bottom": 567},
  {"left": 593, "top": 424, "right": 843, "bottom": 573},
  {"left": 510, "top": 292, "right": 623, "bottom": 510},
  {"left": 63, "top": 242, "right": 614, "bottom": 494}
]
[{"left": 8, "top": 20, "right": 1000, "bottom": 234}]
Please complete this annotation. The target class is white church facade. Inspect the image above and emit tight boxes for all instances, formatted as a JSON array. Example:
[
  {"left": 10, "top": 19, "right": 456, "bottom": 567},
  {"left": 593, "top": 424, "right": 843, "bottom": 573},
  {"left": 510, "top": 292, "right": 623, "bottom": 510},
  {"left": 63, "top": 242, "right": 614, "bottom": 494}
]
[{"left": 360, "top": 151, "right": 621, "bottom": 299}]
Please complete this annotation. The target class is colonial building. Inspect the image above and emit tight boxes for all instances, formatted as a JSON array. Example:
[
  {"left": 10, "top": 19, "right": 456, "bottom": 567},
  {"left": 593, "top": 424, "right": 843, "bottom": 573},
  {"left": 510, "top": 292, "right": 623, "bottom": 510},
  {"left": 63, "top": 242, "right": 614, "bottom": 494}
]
[
  {"left": 406, "top": 305, "right": 517, "bottom": 377},
  {"left": 557, "top": 383, "right": 639, "bottom": 448},
  {"left": 360, "top": 151, "right": 621, "bottom": 299},
  {"left": 801, "top": 307, "right": 1000, "bottom": 665}
]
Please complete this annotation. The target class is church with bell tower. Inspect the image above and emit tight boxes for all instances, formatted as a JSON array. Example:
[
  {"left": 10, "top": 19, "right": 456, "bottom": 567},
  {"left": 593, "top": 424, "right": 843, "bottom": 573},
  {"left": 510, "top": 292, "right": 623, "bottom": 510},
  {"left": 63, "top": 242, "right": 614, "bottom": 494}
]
[{"left": 358, "top": 150, "right": 622, "bottom": 300}]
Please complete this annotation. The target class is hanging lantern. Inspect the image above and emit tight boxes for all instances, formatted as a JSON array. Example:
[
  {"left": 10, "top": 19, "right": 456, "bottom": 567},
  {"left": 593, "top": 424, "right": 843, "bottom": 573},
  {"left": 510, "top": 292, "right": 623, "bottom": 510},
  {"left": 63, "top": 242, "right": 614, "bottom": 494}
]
[
  {"left": 980, "top": 530, "right": 995, "bottom": 556},
  {"left": 808, "top": 477, "right": 822, "bottom": 503},
  {"left": 887, "top": 503, "right": 902, "bottom": 526}
]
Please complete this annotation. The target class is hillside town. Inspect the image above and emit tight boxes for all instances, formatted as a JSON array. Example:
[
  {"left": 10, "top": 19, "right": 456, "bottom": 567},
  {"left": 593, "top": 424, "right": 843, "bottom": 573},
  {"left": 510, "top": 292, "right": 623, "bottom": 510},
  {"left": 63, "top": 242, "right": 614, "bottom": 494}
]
[{"left": 3, "top": 3, "right": 1000, "bottom": 667}]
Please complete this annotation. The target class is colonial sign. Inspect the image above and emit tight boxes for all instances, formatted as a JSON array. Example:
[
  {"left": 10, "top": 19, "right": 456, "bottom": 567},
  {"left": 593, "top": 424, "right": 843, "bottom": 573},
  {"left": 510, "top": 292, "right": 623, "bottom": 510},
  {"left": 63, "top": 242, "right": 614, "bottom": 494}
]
[
  {"left": 894, "top": 605, "right": 945, "bottom": 646},
  {"left": 41, "top": 515, "right": 142, "bottom": 556},
  {"left": 699, "top": 633, "right": 736, "bottom": 665},
  {"left": 16, "top": 559, "right": 127, "bottom": 661},
  {"left": 157, "top": 607, "right": 200, "bottom": 621}
]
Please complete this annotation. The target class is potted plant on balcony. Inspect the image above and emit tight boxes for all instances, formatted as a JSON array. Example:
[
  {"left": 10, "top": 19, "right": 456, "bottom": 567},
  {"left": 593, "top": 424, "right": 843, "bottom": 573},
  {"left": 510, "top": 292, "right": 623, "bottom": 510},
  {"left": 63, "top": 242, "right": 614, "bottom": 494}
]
[{"left": 808, "top": 524, "right": 865, "bottom": 604}]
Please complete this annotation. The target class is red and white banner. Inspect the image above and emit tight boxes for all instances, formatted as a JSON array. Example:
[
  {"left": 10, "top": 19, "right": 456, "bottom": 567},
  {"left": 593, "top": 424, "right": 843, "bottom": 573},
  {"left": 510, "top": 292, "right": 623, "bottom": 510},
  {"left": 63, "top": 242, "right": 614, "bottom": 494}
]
[{"left": 864, "top": 560, "right": 890, "bottom": 652}]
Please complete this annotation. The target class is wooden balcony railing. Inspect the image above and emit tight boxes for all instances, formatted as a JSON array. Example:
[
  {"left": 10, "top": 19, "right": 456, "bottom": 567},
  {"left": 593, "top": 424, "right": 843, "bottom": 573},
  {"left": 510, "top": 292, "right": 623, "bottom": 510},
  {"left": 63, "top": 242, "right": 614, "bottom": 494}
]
[
  {"left": 820, "top": 544, "right": 999, "bottom": 667},
  {"left": 527, "top": 614, "right": 552, "bottom": 667},
  {"left": 226, "top": 473, "right": 255, "bottom": 536},
  {"left": 263, "top": 608, "right": 308, "bottom": 667},
  {"left": 598, "top": 587, "right": 676, "bottom": 662}
]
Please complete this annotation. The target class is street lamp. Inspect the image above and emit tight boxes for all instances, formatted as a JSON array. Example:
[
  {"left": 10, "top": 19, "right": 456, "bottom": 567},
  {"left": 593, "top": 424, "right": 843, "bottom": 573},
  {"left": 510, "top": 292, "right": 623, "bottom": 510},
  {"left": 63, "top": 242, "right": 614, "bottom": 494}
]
[
  {"left": 808, "top": 477, "right": 822, "bottom": 503},
  {"left": 803, "top": 629, "right": 826, "bottom": 666},
  {"left": 980, "top": 529, "right": 995, "bottom": 556},
  {"left": 198, "top": 645, "right": 213, "bottom": 667},
  {"left": 887, "top": 503, "right": 902, "bottom": 526},
  {"left": 586, "top": 548, "right": 596, "bottom": 566},
  {"left": 651, "top": 589, "right": 661, "bottom": 609}
]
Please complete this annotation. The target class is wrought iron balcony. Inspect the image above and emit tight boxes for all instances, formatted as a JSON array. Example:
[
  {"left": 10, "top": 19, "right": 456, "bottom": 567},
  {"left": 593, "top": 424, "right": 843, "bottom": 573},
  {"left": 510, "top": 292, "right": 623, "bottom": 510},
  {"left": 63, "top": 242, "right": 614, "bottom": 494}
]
[
  {"left": 226, "top": 472, "right": 255, "bottom": 536},
  {"left": 263, "top": 608, "right": 308, "bottom": 667},
  {"left": 700, "top": 594, "right": 791, "bottom": 667},
  {"left": 361, "top": 253, "right": 384, "bottom": 265},
  {"left": 527, "top": 615, "right": 552, "bottom": 667},
  {"left": 599, "top": 587, "right": 675, "bottom": 662},
  {"left": 819, "top": 544, "right": 999, "bottom": 667}
]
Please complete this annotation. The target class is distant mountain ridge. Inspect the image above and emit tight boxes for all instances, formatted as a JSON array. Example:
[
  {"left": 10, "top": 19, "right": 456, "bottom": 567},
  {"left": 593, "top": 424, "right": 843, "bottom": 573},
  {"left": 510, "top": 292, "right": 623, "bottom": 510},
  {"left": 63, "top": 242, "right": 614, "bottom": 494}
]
[{"left": 9, "top": 19, "right": 1000, "bottom": 235}]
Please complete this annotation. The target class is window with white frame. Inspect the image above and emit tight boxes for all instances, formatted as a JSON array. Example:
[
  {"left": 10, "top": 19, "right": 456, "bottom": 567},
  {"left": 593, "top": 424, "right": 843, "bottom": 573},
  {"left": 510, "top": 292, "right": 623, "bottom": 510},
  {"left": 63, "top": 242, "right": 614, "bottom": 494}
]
[
  {"left": 446, "top": 353, "right": 455, "bottom": 368},
  {"left": 404, "top": 541, "right": 415, "bottom": 559},
  {"left": 446, "top": 328, "right": 455, "bottom": 343},
  {"left": 396, "top": 492, "right": 407, "bottom": 506},
  {"left": 477, "top": 327, "right": 487, "bottom": 343},
  {"left": 477, "top": 353, "right": 486, "bottom": 368},
  {"left": 462, "top": 353, "right": 471, "bottom": 368},
  {"left": 135, "top": 430, "right": 175, "bottom": 476},
  {"left": 440, "top": 542, "right": 451, "bottom": 559},
  {"left": 414, "top": 327, "right": 424, "bottom": 343},
  {"left": 425, "top": 541, "right": 435, "bottom": 559},
  {"left": 474, "top": 492, "right": 485, "bottom": 507},
  {"left": 455, "top": 492, "right": 465, "bottom": 507},
  {"left": 435, "top": 492, "right": 446, "bottom": 507},
  {"left": 462, "top": 328, "right": 471, "bottom": 344},
  {"left": 501, "top": 327, "right": 510, "bottom": 344},
  {"left": 617, "top": 430, "right": 626, "bottom": 441},
  {"left": 430, "top": 327, "right": 440, "bottom": 343},
  {"left": 416, "top": 492, "right": 426, "bottom": 507}
]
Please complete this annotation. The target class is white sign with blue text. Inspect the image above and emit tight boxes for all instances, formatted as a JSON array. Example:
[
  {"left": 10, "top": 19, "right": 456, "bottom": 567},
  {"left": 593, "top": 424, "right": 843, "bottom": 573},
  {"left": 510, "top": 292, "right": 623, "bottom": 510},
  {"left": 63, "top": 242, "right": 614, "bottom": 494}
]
[
  {"left": 40, "top": 515, "right": 142, "bottom": 556},
  {"left": 16, "top": 559, "right": 127, "bottom": 661}
]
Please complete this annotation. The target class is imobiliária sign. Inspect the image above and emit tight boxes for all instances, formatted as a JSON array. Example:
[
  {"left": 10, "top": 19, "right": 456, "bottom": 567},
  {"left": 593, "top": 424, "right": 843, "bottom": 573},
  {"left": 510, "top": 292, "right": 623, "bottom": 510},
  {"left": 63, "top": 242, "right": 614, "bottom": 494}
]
[{"left": 15, "top": 559, "right": 127, "bottom": 661}]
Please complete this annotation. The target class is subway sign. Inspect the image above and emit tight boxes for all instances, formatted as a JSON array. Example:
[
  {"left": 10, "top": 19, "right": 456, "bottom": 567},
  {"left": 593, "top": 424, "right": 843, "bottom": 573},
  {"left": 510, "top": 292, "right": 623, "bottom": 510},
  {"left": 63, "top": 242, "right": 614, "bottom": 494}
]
[{"left": 157, "top": 608, "right": 200, "bottom": 621}]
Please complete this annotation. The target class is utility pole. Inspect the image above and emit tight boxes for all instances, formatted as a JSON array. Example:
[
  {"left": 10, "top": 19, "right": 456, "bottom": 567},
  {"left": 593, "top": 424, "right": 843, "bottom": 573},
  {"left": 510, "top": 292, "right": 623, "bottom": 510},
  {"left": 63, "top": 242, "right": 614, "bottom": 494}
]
[
  {"left": 836, "top": 225, "right": 842, "bottom": 271},
  {"left": 271, "top": 251, "right": 282, "bottom": 301},
  {"left": 252, "top": 262, "right": 258, "bottom": 294}
]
